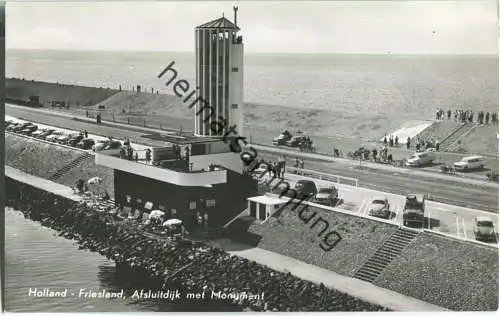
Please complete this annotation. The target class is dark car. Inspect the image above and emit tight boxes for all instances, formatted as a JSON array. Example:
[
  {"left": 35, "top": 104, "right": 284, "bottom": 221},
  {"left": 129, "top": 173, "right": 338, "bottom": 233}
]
[
  {"left": 67, "top": 135, "right": 84, "bottom": 147},
  {"left": 313, "top": 186, "right": 339, "bottom": 206},
  {"left": 76, "top": 138, "right": 95, "bottom": 150},
  {"left": 293, "top": 180, "right": 318, "bottom": 199},
  {"left": 38, "top": 129, "right": 55, "bottom": 140},
  {"left": 6, "top": 123, "right": 20, "bottom": 132},
  {"left": 13, "top": 122, "right": 34, "bottom": 133},
  {"left": 20, "top": 124, "right": 38, "bottom": 135}
]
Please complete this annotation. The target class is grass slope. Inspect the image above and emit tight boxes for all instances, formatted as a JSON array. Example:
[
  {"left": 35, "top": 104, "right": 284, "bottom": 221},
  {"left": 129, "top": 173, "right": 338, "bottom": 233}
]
[
  {"left": 248, "top": 205, "right": 398, "bottom": 276},
  {"left": 375, "top": 233, "right": 499, "bottom": 311},
  {"left": 5, "top": 134, "right": 114, "bottom": 196}
]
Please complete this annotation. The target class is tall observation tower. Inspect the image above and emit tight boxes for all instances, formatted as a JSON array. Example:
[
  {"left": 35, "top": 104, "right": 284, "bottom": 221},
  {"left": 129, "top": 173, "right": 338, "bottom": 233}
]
[{"left": 194, "top": 6, "right": 244, "bottom": 137}]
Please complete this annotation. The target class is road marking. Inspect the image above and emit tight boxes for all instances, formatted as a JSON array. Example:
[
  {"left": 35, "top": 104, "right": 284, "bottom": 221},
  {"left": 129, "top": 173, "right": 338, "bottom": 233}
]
[
  {"left": 455, "top": 216, "right": 460, "bottom": 238},
  {"left": 462, "top": 217, "right": 467, "bottom": 240}
]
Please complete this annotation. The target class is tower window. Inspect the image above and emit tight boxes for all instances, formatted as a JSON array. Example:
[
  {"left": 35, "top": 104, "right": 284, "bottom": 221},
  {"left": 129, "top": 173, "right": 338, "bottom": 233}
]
[
  {"left": 206, "top": 199, "right": 216, "bottom": 207},
  {"left": 231, "top": 67, "right": 239, "bottom": 72},
  {"left": 231, "top": 104, "right": 238, "bottom": 109}
]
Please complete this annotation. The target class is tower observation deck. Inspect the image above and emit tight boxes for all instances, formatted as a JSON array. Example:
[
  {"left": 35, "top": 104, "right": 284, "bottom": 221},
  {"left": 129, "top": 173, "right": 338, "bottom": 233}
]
[{"left": 194, "top": 7, "right": 244, "bottom": 137}]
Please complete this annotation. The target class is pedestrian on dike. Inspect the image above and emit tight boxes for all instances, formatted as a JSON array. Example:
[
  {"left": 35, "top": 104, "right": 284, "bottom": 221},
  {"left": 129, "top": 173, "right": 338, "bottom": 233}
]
[
  {"left": 145, "top": 149, "right": 151, "bottom": 164},
  {"left": 447, "top": 109, "right": 452, "bottom": 120},
  {"left": 134, "top": 152, "right": 139, "bottom": 162},
  {"left": 486, "top": 112, "right": 490, "bottom": 124},
  {"left": 372, "top": 149, "right": 378, "bottom": 162},
  {"left": 389, "top": 136, "right": 394, "bottom": 147},
  {"left": 84, "top": 130, "right": 88, "bottom": 138},
  {"left": 395, "top": 136, "right": 399, "bottom": 146},
  {"left": 86, "top": 110, "right": 89, "bottom": 118},
  {"left": 435, "top": 140, "right": 440, "bottom": 151},
  {"left": 383, "top": 134, "right": 387, "bottom": 146},
  {"left": 299, "top": 159, "right": 304, "bottom": 169},
  {"left": 406, "top": 137, "right": 411, "bottom": 150}
]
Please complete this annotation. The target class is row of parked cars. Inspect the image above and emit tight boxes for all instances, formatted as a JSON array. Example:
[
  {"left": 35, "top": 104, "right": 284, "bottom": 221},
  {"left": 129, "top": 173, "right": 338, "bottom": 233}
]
[{"left": 5, "top": 120, "right": 96, "bottom": 150}]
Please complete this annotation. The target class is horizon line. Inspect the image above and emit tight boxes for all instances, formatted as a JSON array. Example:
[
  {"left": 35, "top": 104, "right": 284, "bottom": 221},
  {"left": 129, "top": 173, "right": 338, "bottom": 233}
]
[{"left": 5, "top": 48, "right": 498, "bottom": 56}]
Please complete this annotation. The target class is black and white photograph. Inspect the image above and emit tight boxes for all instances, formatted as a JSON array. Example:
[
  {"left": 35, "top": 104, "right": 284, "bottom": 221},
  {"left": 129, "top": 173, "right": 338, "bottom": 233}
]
[{"left": 3, "top": 0, "right": 499, "bottom": 312}]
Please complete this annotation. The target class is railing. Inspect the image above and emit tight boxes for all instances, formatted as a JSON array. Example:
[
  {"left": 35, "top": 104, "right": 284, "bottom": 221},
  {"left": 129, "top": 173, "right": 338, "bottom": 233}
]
[
  {"left": 285, "top": 166, "right": 359, "bottom": 187},
  {"left": 95, "top": 152, "right": 227, "bottom": 186}
]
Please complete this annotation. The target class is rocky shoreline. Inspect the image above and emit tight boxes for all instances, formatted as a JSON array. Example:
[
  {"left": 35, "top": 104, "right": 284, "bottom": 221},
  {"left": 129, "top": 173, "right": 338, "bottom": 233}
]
[{"left": 5, "top": 176, "right": 390, "bottom": 312}]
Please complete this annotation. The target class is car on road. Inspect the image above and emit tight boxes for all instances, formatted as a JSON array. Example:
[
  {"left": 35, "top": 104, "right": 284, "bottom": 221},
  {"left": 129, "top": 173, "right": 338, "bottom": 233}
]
[
  {"left": 286, "top": 135, "right": 307, "bottom": 148},
  {"left": 19, "top": 124, "right": 38, "bottom": 135},
  {"left": 473, "top": 216, "right": 496, "bottom": 242},
  {"left": 46, "top": 131, "right": 65, "bottom": 142},
  {"left": 272, "top": 130, "right": 292, "bottom": 146},
  {"left": 368, "top": 197, "right": 391, "bottom": 219},
  {"left": 403, "top": 194, "right": 425, "bottom": 226},
  {"left": 76, "top": 138, "right": 95, "bottom": 150},
  {"left": 294, "top": 180, "right": 318, "bottom": 200},
  {"left": 313, "top": 186, "right": 339, "bottom": 206},
  {"left": 453, "top": 156, "right": 486, "bottom": 171},
  {"left": 405, "top": 151, "right": 436, "bottom": 167}
]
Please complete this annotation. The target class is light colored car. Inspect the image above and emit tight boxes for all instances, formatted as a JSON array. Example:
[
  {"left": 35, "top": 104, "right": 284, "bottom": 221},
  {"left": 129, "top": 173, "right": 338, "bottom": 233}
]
[
  {"left": 368, "top": 197, "right": 391, "bottom": 219},
  {"left": 56, "top": 134, "right": 73, "bottom": 144},
  {"left": 405, "top": 151, "right": 436, "bottom": 167},
  {"left": 473, "top": 216, "right": 496, "bottom": 242},
  {"left": 45, "top": 131, "right": 64, "bottom": 142},
  {"left": 313, "top": 186, "right": 339, "bottom": 206},
  {"left": 453, "top": 156, "right": 486, "bottom": 171}
]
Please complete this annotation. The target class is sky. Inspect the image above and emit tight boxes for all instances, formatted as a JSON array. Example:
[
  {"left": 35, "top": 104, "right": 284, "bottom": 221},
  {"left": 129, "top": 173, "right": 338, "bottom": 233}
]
[{"left": 5, "top": 1, "right": 499, "bottom": 54}]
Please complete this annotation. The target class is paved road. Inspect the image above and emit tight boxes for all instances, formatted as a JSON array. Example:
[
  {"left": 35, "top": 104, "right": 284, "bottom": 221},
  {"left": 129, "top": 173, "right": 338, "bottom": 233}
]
[
  {"left": 5, "top": 104, "right": 498, "bottom": 212},
  {"left": 258, "top": 152, "right": 498, "bottom": 213},
  {"left": 264, "top": 173, "right": 498, "bottom": 246}
]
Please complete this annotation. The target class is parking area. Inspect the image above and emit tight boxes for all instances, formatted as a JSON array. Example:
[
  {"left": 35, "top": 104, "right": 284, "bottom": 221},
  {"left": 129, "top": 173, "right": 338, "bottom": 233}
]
[{"left": 271, "top": 172, "right": 498, "bottom": 246}]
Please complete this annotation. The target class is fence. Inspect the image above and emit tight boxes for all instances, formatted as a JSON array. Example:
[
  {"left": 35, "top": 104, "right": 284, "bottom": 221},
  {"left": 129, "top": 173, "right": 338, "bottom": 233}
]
[{"left": 285, "top": 166, "right": 359, "bottom": 187}]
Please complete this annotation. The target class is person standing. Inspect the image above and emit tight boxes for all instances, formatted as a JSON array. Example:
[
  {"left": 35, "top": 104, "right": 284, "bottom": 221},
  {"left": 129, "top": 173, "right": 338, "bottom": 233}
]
[
  {"left": 299, "top": 159, "right": 304, "bottom": 169},
  {"left": 84, "top": 130, "right": 88, "bottom": 138},
  {"left": 145, "top": 148, "right": 151, "bottom": 164},
  {"left": 395, "top": 136, "right": 399, "bottom": 146},
  {"left": 406, "top": 137, "right": 411, "bottom": 150}
]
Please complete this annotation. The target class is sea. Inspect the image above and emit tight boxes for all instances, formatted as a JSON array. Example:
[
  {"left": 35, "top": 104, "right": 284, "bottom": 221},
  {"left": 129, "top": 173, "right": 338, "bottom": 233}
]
[{"left": 4, "top": 49, "right": 499, "bottom": 312}]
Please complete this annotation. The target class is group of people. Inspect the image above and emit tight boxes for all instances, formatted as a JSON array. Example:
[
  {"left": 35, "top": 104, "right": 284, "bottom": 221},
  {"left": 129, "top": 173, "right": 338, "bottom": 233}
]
[
  {"left": 436, "top": 108, "right": 498, "bottom": 124},
  {"left": 383, "top": 134, "right": 399, "bottom": 148},
  {"left": 298, "top": 137, "right": 315, "bottom": 152},
  {"left": 6, "top": 182, "right": 388, "bottom": 312}
]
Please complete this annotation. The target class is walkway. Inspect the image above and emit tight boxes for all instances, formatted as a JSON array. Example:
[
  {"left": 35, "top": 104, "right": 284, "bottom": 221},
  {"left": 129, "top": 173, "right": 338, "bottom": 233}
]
[
  {"left": 6, "top": 165, "right": 447, "bottom": 311},
  {"left": 209, "top": 238, "right": 448, "bottom": 311}
]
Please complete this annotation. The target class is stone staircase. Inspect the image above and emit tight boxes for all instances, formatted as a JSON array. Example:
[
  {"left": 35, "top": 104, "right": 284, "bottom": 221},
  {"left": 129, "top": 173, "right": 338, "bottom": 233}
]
[
  {"left": 49, "top": 153, "right": 94, "bottom": 181},
  {"left": 353, "top": 228, "right": 420, "bottom": 283},
  {"left": 439, "top": 122, "right": 475, "bottom": 152}
]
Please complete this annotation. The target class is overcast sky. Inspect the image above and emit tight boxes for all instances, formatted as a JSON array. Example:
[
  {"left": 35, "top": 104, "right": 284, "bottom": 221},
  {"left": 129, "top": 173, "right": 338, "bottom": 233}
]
[{"left": 5, "top": 1, "right": 499, "bottom": 54}]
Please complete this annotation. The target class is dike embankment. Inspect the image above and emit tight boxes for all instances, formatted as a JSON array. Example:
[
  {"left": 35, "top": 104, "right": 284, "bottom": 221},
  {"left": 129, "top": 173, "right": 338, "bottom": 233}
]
[
  {"left": 6, "top": 78, "right": 119, "bottom": 107},
  {"left": 5, "top": 176, "right": 390, "bottom": 312},
  {"left": 4, "top": 132, "right": 498, "bottom": 311}
]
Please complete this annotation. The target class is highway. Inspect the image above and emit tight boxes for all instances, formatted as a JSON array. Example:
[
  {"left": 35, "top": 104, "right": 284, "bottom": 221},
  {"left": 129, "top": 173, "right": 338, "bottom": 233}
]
[{"left": 5, "top": 104, "right": 499, "bottom": 213}]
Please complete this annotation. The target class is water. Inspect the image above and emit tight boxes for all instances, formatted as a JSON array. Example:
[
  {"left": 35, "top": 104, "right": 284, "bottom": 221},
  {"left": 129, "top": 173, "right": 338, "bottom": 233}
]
[
  {"left": 4, "top": 208, "right": 239, "bottom": 312},
  {"left": 6, "top": 50, "right": 498, "bottom": 138}
]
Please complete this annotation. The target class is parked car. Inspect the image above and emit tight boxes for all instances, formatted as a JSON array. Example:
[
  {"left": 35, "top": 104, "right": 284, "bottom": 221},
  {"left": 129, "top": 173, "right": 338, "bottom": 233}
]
[
  {"left": 30, "top": 129, "right": 46, "bottom": 138},
  {"left": 38, "top": 129, "right": 55, "bottom": 140},
  {"left": 13, "top": 122, "right": 34, "bottom": 133},
  {"left": 313, "top": 186, "right": 339, "bottom": 206},
  {"left": 293, "top": 180, "right": 318, "bottom": 199},
  {"left": 76, "top": 138, "right": 95, "bottom": 150},
  {"left": 56, "top": 133, "right": 74, "bottom": 144},
  {"left": 405, "top": 151, "right": 436, "bottom": 167},
  {"left": 93, "top": 140, "right": 122, "bottom": 152},
  {"left": 67, "top": 135, "right": 84, "bottom": 147},
  {"left": 473, "top": 216, "right": 496, "bottom": 242},
  {"left": 453, "top": 156, "right": 486, "bottom": 171},
  {"left": 19, "top": 124, "right": 38, "bottom": 135},
  {"left": 368, "top": 197, "right": 391, "bottom": 219},
  {"left": 6, "top": 123, "right": 20, "bottom": 131},
  {"left": 5, "top": 120, "right": 14, "bottom": 128},
  {"left": 272, "top": 130, "right": 293, "bottom": 146},
  {"left": 403, "top": 194, "right": 425, "bottom": 226},
  {"left": 46, "top": 131, "right": 65, "bottom": 142}
]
